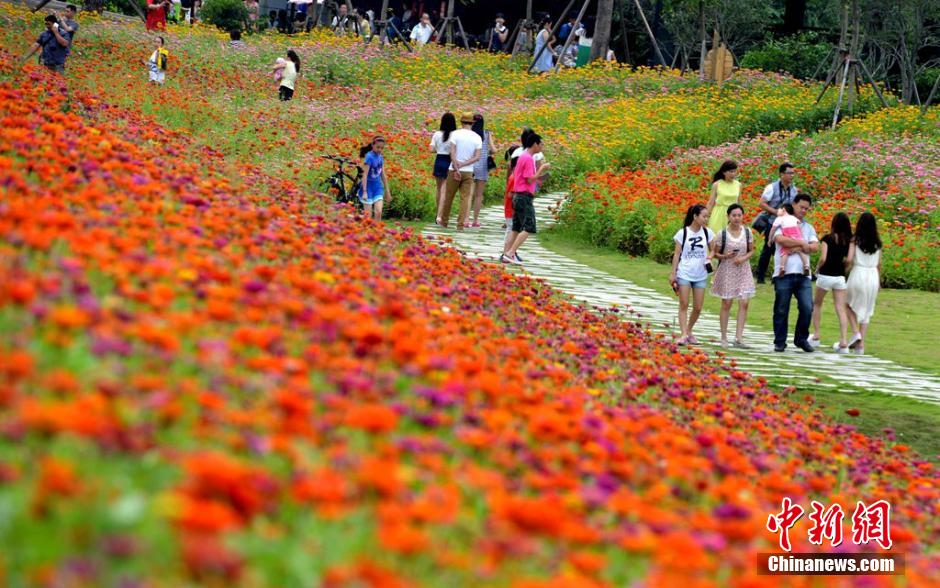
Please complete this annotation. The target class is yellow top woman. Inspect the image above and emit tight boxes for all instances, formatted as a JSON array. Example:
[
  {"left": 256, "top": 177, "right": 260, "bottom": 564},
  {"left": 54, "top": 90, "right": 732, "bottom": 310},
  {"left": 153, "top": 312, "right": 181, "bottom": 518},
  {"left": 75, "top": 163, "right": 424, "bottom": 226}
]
[{"left": 707, "top": 160, "right": 741, "bottom": 233}]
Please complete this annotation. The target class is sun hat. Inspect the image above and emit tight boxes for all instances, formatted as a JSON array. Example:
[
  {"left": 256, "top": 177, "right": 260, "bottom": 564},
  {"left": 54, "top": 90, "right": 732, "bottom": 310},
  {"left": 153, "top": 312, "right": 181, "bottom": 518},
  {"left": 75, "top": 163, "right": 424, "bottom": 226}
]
[{"left": 460, "top": 112, "right": 474, "bottom": 124}]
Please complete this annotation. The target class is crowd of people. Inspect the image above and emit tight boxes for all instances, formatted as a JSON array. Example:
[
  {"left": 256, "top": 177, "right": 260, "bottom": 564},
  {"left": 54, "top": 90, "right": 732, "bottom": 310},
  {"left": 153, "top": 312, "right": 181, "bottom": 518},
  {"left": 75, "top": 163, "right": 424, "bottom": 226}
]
[
  {"left": 426, "top": 114, "right": 550, "bottom": 265},
  {"left": 670, "top": 161, "right": 884, "bottom": 354}
]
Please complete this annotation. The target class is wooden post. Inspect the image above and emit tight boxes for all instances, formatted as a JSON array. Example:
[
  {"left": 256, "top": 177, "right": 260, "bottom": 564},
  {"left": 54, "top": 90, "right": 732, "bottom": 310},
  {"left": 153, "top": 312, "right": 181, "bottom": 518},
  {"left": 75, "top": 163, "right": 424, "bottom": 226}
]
[
  {"left": 553, "top": 0, "right": 593, "bottom": 72},
  {"left": 454, "top": 16, "right": 470, "bottom": 51},
  {"left": 831, "top": 55, "right": 851, "bottom": 129},
  {"left": 445, "top": 0, "right": 454, "bottom": 45},
  {"left": 922, "top": 72, "right": 940, "bottom": 114},
  {"left": 856, "top": 58, "right": 888, "bottom": 108},
  {"left": 633, "top": 0, "right": 666, "bottom": 67}
]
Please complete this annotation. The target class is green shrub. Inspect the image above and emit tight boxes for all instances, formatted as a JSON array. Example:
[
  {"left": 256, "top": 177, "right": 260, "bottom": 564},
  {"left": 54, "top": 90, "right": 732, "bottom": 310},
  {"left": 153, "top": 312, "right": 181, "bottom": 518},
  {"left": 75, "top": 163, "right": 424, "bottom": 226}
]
[
  {"left": 741, "top": 33, "right": 832, "bottom": 80},
  {"left": 199, "top": 0, "right": 248, "bottom": 33}
]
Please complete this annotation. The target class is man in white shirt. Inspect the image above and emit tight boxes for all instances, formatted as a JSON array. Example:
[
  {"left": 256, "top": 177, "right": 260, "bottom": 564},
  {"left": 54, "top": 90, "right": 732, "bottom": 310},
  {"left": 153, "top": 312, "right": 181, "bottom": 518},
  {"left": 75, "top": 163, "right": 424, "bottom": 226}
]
[
  {"left": 409, "top": 13, "right": 434, "bottom": 46},
  {"left": 770, "top": 193, "right": 818, "bottom": 353},
  {"left": 438, "top": 112, "right": 482, "bottom": 230},
  {"left": 755, "top": 162, "right": 798, "bottom": 283}
]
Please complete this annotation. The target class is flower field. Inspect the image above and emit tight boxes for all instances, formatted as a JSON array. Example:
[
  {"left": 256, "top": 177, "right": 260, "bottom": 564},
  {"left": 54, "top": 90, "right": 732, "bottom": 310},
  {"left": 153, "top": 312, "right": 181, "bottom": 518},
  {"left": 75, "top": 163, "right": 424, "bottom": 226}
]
[
  {"left": 0, "top": 5, "right": 883, "bottom": 221},
  {"left": 559, "top": 107, "right": 940, "bottom": 291},
  {"left": 2, "top": 6, "right": 940, "bottom": 586},
  {"left": 2, "top": 52, "right": 939, "bottom": 588}
]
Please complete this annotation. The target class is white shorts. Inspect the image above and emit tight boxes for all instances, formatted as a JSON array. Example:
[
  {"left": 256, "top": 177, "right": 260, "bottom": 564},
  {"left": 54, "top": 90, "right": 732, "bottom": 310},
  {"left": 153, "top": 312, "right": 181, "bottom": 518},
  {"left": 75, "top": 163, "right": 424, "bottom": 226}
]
[{"left": 816, "top": 274, "right": 846, "bottom": 291}]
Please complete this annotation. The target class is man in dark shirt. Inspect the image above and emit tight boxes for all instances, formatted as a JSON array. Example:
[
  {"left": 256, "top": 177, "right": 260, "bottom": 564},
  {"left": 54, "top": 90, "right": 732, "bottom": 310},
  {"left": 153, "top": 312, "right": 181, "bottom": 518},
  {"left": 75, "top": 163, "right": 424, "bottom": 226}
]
[{"left": 22, "top": 15, "right": 71, "bottom": 73}]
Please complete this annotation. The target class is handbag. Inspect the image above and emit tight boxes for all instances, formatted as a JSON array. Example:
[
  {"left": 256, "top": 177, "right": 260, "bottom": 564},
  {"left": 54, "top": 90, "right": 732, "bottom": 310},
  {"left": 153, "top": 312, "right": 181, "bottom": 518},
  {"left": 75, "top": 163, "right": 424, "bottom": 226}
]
[
  {"left": 486, "top": 155, "right": 496, "bottom": 170},
  {"left": 751, "top": 212, "right": 771, "bottom": 234}
]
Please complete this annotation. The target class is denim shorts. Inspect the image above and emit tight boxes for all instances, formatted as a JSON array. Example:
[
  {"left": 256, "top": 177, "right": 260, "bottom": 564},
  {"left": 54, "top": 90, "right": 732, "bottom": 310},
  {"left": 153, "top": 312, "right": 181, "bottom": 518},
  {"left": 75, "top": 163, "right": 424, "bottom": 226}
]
[
  {"left": 359, "top": 188, "right": 384, "bottom": 205},
  {"left": 676, "top": 277, "right": 708, "bottom": 289}
]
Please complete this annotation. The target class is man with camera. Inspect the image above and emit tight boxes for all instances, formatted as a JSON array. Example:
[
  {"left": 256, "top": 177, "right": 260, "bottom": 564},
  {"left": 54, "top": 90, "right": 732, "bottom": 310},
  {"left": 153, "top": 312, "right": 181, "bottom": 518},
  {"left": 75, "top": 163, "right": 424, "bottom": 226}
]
[
  {"left": 753, "top": 162, "right": 798, "bottom": 283},
  {"left": 22, "top": 14, "right": 72, "bottom": 74}
]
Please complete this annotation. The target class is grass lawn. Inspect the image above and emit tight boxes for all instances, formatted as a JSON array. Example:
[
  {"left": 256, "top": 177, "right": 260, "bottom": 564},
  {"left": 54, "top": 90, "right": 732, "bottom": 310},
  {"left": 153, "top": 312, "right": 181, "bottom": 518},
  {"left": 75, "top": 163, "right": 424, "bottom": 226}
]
[{"left": 537, "top": 229, "right": 940, "bottom": 461}]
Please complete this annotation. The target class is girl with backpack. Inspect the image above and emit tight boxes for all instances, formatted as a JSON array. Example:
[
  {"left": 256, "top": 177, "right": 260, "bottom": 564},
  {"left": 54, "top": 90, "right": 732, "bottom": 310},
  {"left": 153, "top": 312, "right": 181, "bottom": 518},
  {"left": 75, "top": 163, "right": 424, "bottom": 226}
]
[
  {"left": 145, "top": 36, "right": 169, "bottom": 84},
  {"left": 670, "top": 204, "right": 714, "bottom": 346},
  {"left": 709, "top": 204, "right": 756, "bottom": 348}
]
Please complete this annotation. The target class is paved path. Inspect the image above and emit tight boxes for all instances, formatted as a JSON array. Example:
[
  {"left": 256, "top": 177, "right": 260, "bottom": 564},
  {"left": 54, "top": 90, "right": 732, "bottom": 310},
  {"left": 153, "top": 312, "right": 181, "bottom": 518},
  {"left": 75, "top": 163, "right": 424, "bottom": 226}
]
[{"left": 422, "top": 194, "right": 940, "bottom": 405}]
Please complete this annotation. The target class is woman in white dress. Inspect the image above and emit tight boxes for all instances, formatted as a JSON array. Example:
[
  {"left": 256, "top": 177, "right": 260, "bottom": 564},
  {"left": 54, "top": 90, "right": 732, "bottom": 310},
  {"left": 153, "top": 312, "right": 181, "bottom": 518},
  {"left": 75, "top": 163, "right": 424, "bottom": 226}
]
[{"left": 845, "top": 212, "right": 883, "bottom": 355}]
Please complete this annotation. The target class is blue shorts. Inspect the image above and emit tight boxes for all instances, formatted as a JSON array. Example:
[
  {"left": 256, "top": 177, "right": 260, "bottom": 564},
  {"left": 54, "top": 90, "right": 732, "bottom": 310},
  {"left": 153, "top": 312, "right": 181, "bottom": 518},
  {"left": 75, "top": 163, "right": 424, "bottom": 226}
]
[
  {"left": 359, "top": 189, "right": 384, "bottom": 205},
  {"left": 676, "top": 277, "right": 708, "bottom": 289}
]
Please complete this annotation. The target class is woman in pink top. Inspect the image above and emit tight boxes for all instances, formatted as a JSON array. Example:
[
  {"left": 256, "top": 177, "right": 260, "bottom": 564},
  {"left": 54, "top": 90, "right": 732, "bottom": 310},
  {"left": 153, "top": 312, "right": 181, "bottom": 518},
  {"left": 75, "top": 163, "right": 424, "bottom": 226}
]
[{"left": 501, "top": 133, "right": 550, "bottom": 265}]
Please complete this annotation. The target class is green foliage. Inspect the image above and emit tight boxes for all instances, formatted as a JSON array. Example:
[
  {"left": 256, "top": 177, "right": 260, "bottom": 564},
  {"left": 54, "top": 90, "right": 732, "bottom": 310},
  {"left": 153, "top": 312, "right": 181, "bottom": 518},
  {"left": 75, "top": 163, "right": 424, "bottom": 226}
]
[
  {"left": 199, "top": 0, "right": 248, "bottom": 33},
  {"left": 611, "top": 199, "right": 658, "bottom": 256},
  {"left": 740, "top": 33, "right": 833, "bottom": 80}
]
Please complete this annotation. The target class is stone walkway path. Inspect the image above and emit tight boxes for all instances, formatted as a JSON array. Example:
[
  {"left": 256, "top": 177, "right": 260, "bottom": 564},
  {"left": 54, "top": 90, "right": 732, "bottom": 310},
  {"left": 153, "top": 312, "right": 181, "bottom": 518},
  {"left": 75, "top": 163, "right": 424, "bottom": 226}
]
[{"left": 422, "top": 194, "right": 940, "bottom": 405}]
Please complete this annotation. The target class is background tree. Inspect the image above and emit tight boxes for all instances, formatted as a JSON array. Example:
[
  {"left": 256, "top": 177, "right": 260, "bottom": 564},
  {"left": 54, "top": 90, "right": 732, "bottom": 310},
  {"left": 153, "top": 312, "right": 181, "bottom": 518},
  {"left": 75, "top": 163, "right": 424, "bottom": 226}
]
[{"left": 591, "top": 0, "right": 615, "bottom": 61}]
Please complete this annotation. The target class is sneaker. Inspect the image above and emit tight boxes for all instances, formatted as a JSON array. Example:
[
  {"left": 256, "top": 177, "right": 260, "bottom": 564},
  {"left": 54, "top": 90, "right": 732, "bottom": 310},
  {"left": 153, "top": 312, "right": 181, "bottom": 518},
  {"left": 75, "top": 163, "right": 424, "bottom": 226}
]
[
  {"left": 854, "top": 346, "right": 865, "bottom": 355},
  {"left": 719, "top": 339, "right": 729, "bottom": 349},
  {"left": 808, "top": 336, "right": 821, "bottom": 348},
  {"left": 733, "top": 340, "right": 751, "bottom": 349},
  {"left": 514, "top": 253, "right": 522, "bottom": 262},
  {"left": 848, "top": 333, "right": 862, "bottom": 349},
  {"left": 833, "top": 344, "right": 849, "bottom": 354},
  {"left": 510, "top": 253, "right": 524, "bottom": 265},
  {"left": 676, "top": 336, "right": 689, "bottom": 346},
  {"left": 774, "top": 345, "right": 786, "bottom": 352},
  {"left": 688, "top": 335, "right": 699, "bottom": 345},
  {"left": 499, "top": 254, "right": 510, "bottom": 264}
]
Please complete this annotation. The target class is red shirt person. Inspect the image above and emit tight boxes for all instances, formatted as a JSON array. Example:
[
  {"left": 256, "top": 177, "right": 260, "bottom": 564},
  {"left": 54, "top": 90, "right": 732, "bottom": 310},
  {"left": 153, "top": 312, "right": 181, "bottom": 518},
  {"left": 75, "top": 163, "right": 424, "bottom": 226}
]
[{"left": 146, "top": 0, "right": 169, "bottom": 31}]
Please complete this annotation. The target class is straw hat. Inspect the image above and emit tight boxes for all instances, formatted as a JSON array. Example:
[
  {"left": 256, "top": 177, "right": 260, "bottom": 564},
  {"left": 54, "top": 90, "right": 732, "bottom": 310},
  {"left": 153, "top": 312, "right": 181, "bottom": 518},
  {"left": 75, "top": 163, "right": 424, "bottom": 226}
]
[{"left": 460, "top": 112, "right": 474, "bottom": 124}]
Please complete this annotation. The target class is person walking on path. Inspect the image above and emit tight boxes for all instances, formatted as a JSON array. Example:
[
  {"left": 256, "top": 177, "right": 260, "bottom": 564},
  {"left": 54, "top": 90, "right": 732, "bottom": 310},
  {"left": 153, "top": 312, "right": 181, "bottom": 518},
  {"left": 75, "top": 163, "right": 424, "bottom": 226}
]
[
  {"left": 146, "top": 0, "right": 170, "bottom": 31},
  {"left": 810, "top": 212, "right": 853, "bottom": 352},
  {"left": 845, "top": 212, "right": 883, "bottom": 355},
  {"left": 502, "top": 133, "right": 550, "bottom": 264},
  {"left": 710, "top": 204, "right": 755, "bottom": 348},
  {"left": 754, "top": 162, "right": 798, "bottom": 283},
  {"left": 533, "top": 17, "right": 554, "bottom": 73},
  {"left": 670, "top": 204, "right": 714, "bottom": 346},
  {"left": 501, "top": 128, "right": 537, "bottom": 256},
  {"left": 470, "top": 113, "right": 496, "bottom": 228},
  {"left": 358, "top": 137, "right": 391, "bottom": 221},
  {"left": 22, "top": 15, "right": 71, "bottom": 74},
  {"left": 706, "top": 160, "right": 740, "bottom": 234},
  {"left": 439, "top": 113, "right": 482, "bottom": 230},
  {"left": 430, "top": 112, "right": 456, "bottom": 224},
  {"left": 771, "top": 193, "right": 818, "bottom": 353},
  {"left": 272, "top": 49, "right": 300, "bottom": 101}
]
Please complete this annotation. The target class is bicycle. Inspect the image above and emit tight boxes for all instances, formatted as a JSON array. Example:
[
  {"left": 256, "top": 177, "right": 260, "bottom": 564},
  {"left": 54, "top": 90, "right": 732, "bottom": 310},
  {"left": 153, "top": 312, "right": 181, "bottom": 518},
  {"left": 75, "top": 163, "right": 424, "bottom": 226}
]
[{"left": 321, "top": 154, "right": 363, "bottom": 211}]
